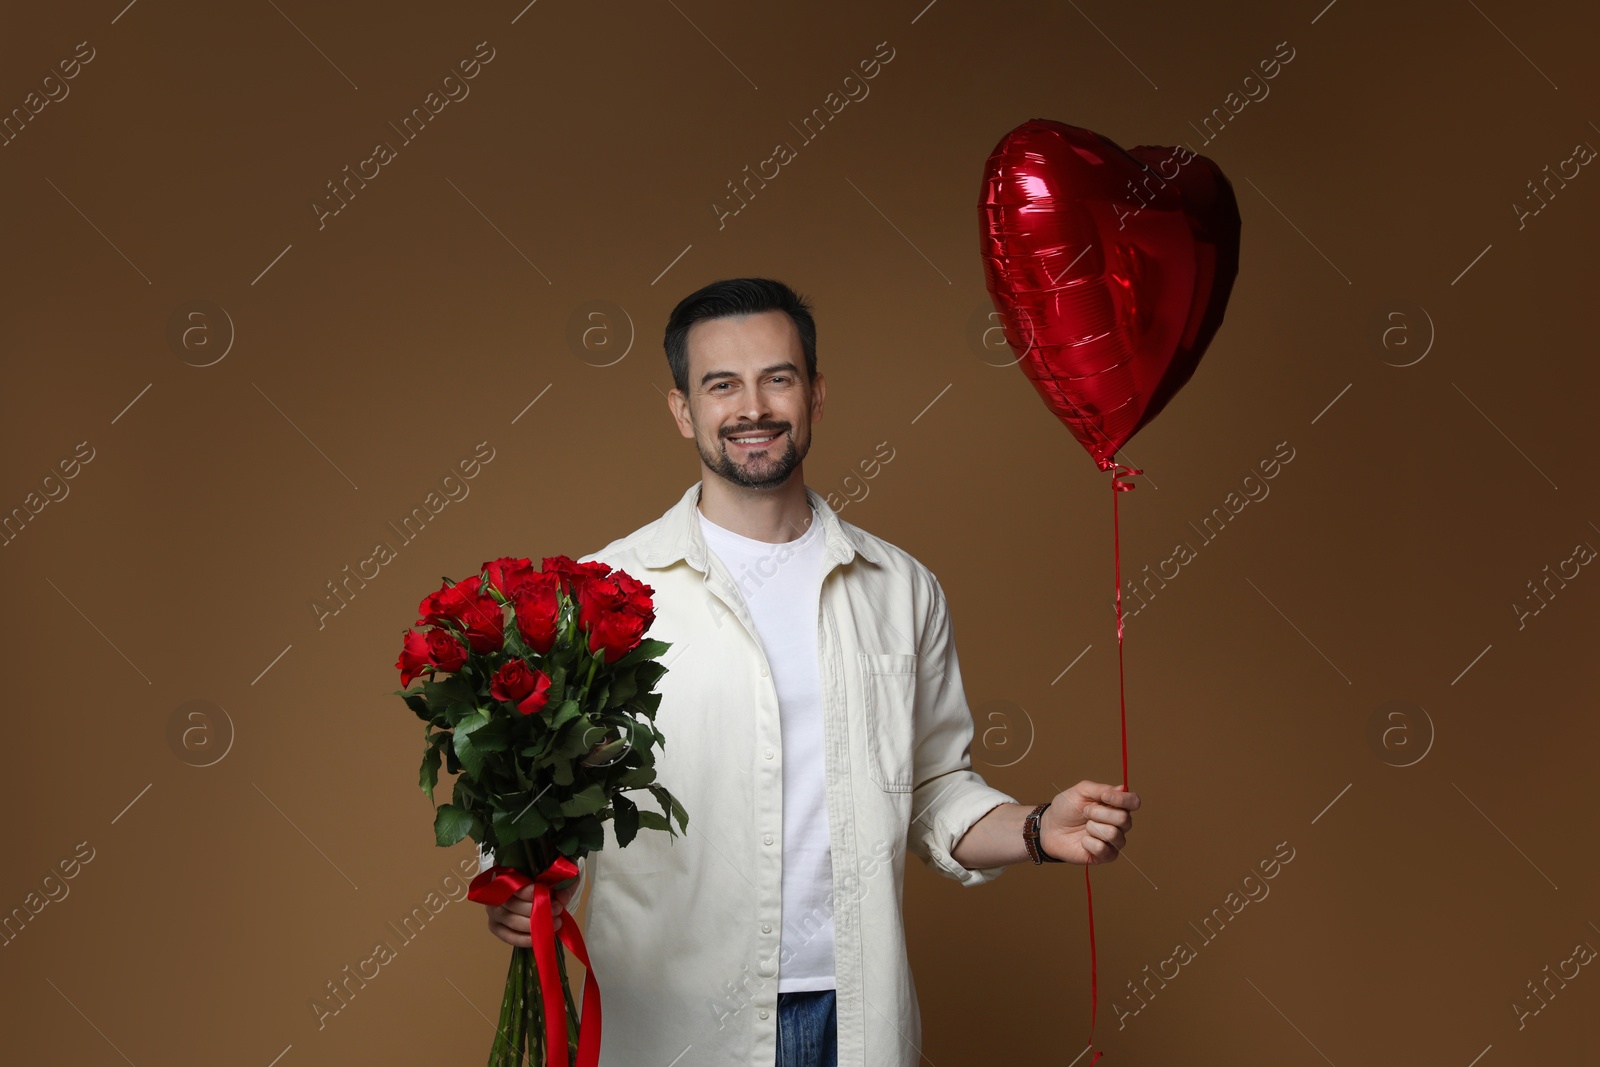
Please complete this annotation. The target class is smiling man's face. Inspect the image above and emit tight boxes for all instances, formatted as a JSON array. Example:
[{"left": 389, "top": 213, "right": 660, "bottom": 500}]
[{"left": 668, "top": 309, "right": 825, "bottom": 491}]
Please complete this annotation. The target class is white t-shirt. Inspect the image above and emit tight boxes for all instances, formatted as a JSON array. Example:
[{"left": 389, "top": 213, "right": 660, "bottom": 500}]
[{"left": 698, "top": 502, "right": 836, "bottom": 993}]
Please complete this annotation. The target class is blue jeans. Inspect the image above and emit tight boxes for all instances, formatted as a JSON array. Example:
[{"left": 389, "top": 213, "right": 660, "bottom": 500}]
[{"left": 776, "top": 988, "right": 837, "bottom": 1067}]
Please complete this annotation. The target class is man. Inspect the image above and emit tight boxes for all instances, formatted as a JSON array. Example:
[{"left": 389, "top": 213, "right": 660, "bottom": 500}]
[{"left": 483, "top": 277, "right": 1141, "bottom": 1066}]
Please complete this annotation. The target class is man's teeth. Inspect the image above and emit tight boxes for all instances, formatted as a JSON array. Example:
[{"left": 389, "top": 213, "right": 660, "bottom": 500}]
[{"left": 732, "top": 434, "right": 777, "bottom": 443}]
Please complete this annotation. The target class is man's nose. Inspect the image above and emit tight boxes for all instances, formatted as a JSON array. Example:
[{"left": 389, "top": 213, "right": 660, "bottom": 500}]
[{"left": 735, "top": 383, "right": 773, "bottom": 423}]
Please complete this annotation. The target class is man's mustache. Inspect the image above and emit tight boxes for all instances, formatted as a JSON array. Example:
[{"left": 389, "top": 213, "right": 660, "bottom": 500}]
[{"left": 723, "top": 422, "right": 790, "bottom": 438}]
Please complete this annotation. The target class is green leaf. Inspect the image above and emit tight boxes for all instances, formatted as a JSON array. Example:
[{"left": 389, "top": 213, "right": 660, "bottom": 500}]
[
  {"left": 492, "top": 803, "right": 549, "bottom": 845},
  {"left": 501, "top": 624, "right": 532, "bottom": 660},
  {"left": 505, "top": 752, "right": 527, "bottom": 790},
  {"left": 612, "top": 794, "right": 639, "bottom": 846},
  {"left": 420, "top": 733, "right": 445, "bottom": 801},
  {"left": 636, "top": 810, "right": 670, "bottom": 832},
  {"left": 606, "top": 670, "right": 637, "bottom": 708},
  {"left": 433, "top": 804, "right": 475, "bottom": 847},
  {"left": 613, "top": 638, "right": 671, "bottom": 669},
  {"left": 636, "top": 691, "right": 663, "bottom": 720},
  {"left": 551, "top": 759, "right": 574, "bottom": 787},
  {"left": 559, "top": 782, "right": 606, "bottom": 817},
  {"left": 401, "top": 693, "right": 432, "bottom": 722},
  {"left": 557, "top": 725, "right": 596, "bottom": 759},
  {"left": 536, "top": 789, "right": 563, "bottom": 821},
  {"left": 581, "top": 737, "right": 630, "bottom": 768},
  {"left": 548, "top": 699, "right": 583, "bottom": 731},
  {"left": 616, "top": 764, "right": 656, "bottom": 788},
  {"left": 477, "top": 714, "right": 511, "bottom": 750},
  {"left": 571, "top": 814, "right": 605, "bottom": 852},
  {"left": 613, "top": 719, "right": 656, "bottom": 760},
  {"left": 635, "top": 661, "right": 668, "bottom": 692},
  {"left": 423, "top": 674, "right": 472, "bottom": 708},
  {"left": 649, "top": 784, "right": 689, "bottom": 834},
  {"left": 453, "top": 714, "right": 509, "bottom": 779}
]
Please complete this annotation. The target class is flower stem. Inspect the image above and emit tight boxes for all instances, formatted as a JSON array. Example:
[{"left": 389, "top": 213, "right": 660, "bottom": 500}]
[
  {"left": 531, "top": 947, "right": 550, "bottom": 1062},
  {"left": 583, "top": 654, "right": 599, "bottom": 703},
  {"left": 490, "top": 947, "right": 518, "bottom": 1066},
  {"left": 557, "top": 936, "right": 580, "bottom": 1058},
  {"left": 503, "top": 946, "right": 525, "bottom": 1066}
]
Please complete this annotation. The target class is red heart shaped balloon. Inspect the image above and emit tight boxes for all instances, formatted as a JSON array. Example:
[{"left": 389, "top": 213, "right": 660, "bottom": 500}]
[{"left": 979, "top": 118, "right": 1241, "bottom": 471}]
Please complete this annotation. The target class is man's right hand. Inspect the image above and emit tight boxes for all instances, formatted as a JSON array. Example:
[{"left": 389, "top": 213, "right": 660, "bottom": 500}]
[{"left": 485, "top": 877, "right": 580, "bottom": 948}]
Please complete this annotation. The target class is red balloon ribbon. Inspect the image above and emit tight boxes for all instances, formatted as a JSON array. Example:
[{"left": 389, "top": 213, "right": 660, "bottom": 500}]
[
  {"left": 468, "top": 858, "right": 602, "bottom": 1067},
  {"left": 1084, "top": 460, "right": 1141, "bottom": 1065},
  {"left": 1110, "top": 460, "right": 1140, "bottom": 791}
]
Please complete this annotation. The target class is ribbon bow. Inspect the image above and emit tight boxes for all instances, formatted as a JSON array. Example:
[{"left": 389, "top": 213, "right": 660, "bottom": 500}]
[{"left": 468, "top": 857, "right": 602, "bottom": 1067}]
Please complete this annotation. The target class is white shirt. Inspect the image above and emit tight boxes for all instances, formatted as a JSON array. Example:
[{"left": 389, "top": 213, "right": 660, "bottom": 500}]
[
  {"left": 483, "top": 480, "right": 1016, "bottom": 1066},
  {"left": 697, "top": 501, "right": 836, "bottom": 992}
]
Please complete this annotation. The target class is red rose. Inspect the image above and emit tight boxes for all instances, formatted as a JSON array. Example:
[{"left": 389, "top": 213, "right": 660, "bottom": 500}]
[
  {"left": 613, "top": 571, "right": 657, "bottom": 627},
  {"left": 575, "top": 574, "right": 627, "bottom": 630},
  {"left": 510, "top": 571, "right": 561, "bottom": 654},
  {"left": 588, "top": 609, "right": 649, "bottom": 664},
  {"left": 426, "top": 628, "right": 467, "bottom": 673},
  {"left": 490, "top": 660, "right": 553, "bottom": 715},
  {"left": 576, "top": 569, "right": 656, "bottom": 663},
  {"left": 416, "top": 576, "right": 505, "bottom": 653},
  {"left": 417, "top": 574, "right": 470, "bottom": 624},
  {"left": 397, "top": 631, "right": 432, "bottom": 686},
  {"left": 396, "top": 628, "right": 469, "bottom": 686},
  {"left": 482, "top": 556, "right": 539, "bottom": 600},
  {"left": 457, "top": 604, "right": 506, "bottom": 654},
  {"left": 543, "top": 555, "right": 613, "bottom": 600}
]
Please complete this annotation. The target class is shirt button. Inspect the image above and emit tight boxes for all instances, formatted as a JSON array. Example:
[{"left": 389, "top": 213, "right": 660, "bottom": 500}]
[
  {"left": 763, "top": 748, "right": 774, "bottom": 760},
  {"left": 762, "top": 922, "right": 772, "bottom": 933},
  {"left": 763, "top": 833, "right": 774, "bottom": 845},
  {"left": 759, "top": 1009, "right": 770, "bottom": 1019},
  {"left": 760, "top": 665, "right": 769, "bottom": 677}
]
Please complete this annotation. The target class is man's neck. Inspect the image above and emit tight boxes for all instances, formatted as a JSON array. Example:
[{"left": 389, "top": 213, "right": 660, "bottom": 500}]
[{"left": 696, "top": 471, "right": 816, "bottom": 544}]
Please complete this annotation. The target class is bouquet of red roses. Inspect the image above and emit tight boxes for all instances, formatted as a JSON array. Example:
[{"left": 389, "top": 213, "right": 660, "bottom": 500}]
[{"left": 394, "top": 554, "right": 687, "bottom": 1067}]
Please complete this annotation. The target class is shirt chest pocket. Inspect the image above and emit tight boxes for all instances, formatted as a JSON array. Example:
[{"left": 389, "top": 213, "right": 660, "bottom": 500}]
[{"left": 858, "top": 652, "right": 918, "bottom": 792}]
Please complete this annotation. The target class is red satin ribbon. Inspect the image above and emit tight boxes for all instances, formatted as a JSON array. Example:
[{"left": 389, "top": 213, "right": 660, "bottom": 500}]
[
  {"left": 468, "top": 857, "right": 602, "bottom": 1067},
  {"left": 1084, "top": 461, "right": 1141, "bottom": 1065}
]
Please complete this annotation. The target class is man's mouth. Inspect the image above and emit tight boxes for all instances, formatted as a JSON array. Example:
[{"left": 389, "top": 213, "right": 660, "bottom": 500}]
[{"left": 726, "top": 430, "right": 783, "bottom": 449}]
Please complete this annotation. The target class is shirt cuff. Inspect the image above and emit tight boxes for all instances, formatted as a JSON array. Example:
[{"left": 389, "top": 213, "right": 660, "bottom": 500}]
[{"left": 914, "top": 775, "right": 1019, "bottom": 887}]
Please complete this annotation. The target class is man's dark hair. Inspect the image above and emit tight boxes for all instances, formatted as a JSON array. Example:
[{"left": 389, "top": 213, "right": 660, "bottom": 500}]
[{"left": 663, "top": 277, "right": 817, "bottom": 395}]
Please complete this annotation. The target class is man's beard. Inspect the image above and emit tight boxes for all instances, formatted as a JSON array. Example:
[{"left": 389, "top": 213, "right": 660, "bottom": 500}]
[{"left": 697, "top": 423, "right": 806, "bottom": 489}]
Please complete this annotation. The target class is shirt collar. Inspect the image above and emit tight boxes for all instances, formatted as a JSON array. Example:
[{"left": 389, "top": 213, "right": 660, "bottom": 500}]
[{"left": 636, "top": 480, "right": 883, "bottom": 572}]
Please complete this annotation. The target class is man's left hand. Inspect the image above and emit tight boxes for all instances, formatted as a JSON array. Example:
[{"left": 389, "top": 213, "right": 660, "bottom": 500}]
[{"left": 1040, "top": 781, "right": 1141, "bottom": 865}]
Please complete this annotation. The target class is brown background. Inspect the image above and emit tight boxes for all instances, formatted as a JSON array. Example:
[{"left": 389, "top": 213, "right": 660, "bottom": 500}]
[{"left": 3, "top": 0, "right": 1596, "bottom": 1063}]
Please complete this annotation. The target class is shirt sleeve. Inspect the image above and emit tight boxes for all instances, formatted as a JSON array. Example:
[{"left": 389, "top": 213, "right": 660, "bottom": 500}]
[{"left": 906, "top": 571, "right": 1019, "bottom": 887}]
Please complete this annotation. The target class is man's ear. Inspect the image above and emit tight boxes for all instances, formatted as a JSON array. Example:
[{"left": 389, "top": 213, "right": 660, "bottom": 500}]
[
  {"left": 668, "top": 387, "right": 694, "bottom": 439},
  {"left": 810, "top": 371, "right": 826, "bottom": 421}
]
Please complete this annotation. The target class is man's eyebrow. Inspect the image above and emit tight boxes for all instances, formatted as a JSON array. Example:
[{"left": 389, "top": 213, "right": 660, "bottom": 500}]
[{"left": 698, "top": 362, "right": 801, "bottom": 388}]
